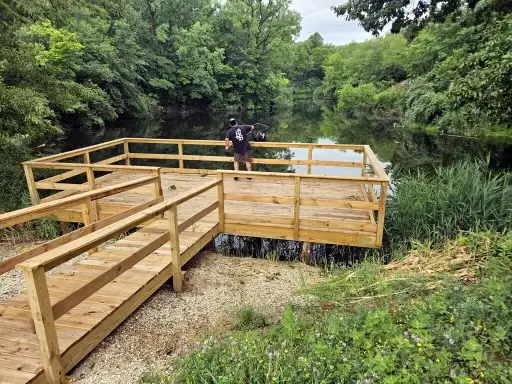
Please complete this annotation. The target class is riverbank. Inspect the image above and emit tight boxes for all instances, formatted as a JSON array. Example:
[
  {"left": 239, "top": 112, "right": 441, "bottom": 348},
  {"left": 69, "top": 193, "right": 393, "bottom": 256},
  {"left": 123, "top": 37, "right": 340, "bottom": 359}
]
[{"left": 141, "top": 232, "right": 512, "bottom": 383}]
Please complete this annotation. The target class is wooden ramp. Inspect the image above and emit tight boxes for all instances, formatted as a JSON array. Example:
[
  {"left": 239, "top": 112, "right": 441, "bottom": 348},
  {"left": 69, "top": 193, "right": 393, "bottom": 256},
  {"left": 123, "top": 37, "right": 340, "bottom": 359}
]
[{"left": 0, "top": 179, "right": 221, "bottom": 384}]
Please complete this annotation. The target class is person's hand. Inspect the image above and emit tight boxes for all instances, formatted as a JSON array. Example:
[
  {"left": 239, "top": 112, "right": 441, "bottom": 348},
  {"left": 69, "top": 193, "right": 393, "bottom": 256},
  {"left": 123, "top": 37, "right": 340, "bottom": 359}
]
[{"left": 225, "top": 145, "right": 230, "bottom": 150}]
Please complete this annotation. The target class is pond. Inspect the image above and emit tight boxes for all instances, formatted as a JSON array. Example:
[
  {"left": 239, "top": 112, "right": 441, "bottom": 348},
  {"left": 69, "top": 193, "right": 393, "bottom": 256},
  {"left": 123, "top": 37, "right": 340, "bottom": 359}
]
[{"left": 62, "top": 106, "right": 512, "bottom": 264}]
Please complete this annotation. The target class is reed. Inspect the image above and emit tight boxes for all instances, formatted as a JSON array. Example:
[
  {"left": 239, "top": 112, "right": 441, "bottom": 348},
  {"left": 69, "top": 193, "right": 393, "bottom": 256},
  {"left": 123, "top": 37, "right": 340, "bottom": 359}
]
[{"left": 386, "top": 161, "right": 512, "bottom": 246}]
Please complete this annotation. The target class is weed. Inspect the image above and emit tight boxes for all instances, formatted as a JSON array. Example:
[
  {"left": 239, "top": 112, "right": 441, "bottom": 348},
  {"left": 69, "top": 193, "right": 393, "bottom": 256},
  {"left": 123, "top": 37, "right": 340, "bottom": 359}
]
[{"left": 234, "top": 306, "right": 266, "bottom": 331}]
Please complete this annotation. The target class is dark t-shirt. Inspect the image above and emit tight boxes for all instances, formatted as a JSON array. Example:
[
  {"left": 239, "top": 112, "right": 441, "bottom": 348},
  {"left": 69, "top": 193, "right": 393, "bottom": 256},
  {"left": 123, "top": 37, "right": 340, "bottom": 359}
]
[{"left": 226, "top": 125, "right": 252, "bottom": 154}]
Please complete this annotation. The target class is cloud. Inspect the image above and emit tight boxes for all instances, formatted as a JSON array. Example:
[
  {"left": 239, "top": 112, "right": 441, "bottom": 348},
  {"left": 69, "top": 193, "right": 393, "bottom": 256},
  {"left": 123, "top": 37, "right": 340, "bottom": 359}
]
[{"left": 291, "top": 0, "right": 372, "bottom": 45}]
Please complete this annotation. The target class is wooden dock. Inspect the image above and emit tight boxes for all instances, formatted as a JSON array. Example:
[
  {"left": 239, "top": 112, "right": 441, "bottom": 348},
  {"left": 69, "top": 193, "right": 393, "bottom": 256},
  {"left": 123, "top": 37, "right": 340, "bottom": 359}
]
[{"left": 0, "top": 139, "right": 388, "bottom": 383}]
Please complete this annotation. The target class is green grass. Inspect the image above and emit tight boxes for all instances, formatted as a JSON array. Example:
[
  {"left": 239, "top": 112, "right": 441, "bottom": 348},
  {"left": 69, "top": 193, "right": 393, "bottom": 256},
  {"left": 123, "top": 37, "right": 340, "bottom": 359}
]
[
  {"left": 139, "top": 233, "right": 512, "bottom": 384},
  {"left": 386, "top": 160, "right": 512, "bottom": 246},
  {"left": 234, "top": 306, "right": 267, "bottom": 331}
]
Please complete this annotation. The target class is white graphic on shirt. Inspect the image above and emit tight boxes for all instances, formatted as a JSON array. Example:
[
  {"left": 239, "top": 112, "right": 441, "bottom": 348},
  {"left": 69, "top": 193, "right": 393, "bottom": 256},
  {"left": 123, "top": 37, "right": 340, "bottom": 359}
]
[{"left": 235, "top": 128, "right": 244, "bottom": 142}]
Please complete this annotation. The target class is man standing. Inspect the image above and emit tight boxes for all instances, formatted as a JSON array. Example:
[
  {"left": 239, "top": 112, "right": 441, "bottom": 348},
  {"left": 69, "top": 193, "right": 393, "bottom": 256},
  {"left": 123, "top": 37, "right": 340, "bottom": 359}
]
[{"left": 225, "top": 118, "right": 254, "bottom": 180}]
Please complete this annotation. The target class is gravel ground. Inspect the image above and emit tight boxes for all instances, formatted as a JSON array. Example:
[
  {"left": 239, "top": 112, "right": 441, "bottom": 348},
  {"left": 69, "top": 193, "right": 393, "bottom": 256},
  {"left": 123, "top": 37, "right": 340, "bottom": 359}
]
[{"left": 70, "top": 252, "right": 324, "bottom": 384}]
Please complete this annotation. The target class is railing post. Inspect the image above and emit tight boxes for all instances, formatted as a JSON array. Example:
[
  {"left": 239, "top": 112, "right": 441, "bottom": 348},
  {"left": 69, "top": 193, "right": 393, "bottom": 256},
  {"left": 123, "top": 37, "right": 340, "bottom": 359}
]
[
  {"left": 362, "top": 150, "right": 368, "bottom": 177},
  {"left": 307, "top": 146, "right": 313, "bottom": 175},
  {"left": 376, "top": 181, "right": 388, "bottom": 247},
  {"left": 178, "top": 142, "right": 184, "bottom": 169},
  {"left": 217, "top": 173, "right": 225, "bottom": 232},
  {"left": 23, "top": 164, "right": 40, "bottom": 205},
  {"left": 152, "top": 169, "right": 163, "bottom": 198},
  {"left": 124, "top": 140, "right": 131, "bottom": 166},
  {"left": 293, "top": 176, "right": 301, "bottom": 240},
  {"left": 21, "top": 266, "right": 64, "bottom": 383},
  {"left": 168, "top": 203, "right": 183, "bottom": 292}
]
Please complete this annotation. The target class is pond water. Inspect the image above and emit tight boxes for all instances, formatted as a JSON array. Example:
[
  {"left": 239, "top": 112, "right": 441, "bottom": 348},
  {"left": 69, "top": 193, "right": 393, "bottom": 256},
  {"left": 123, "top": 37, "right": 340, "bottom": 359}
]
[{"left": 63, "top": 106, "right": 512, "bottom": 263}]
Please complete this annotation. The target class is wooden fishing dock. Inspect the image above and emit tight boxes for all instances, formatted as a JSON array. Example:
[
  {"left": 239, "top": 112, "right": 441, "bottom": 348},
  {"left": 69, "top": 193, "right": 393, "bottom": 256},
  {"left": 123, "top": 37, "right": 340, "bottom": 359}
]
[{"left": 0, "top": 138, "right": 388, "bottom": 383}]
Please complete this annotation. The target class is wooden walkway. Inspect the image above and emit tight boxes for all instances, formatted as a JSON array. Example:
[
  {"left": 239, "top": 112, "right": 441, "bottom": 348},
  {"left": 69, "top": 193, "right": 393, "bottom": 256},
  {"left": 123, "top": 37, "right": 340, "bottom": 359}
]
[
  {"left": 0, "top": 139, "right": 389, "bottom": 383},
  {"left": 0, "top": 218, "right": 218, "bottom": 384}
]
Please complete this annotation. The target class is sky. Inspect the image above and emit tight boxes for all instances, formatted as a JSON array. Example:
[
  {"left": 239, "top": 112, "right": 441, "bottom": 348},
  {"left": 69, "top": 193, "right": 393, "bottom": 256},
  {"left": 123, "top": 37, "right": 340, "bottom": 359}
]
[{"left": 291, "top": 0, "right": 373, "bottom": 45}]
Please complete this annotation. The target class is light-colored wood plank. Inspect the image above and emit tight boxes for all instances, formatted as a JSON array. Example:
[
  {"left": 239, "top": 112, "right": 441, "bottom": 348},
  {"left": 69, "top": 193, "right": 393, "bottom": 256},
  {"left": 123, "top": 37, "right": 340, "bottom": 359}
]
[
  {"left": 23, "top": 165, "right": 39, "bottom": 205},
  {"left": 299, "top": 219, "right": 377, "bottom": 233},
  {"left": 293, "top": 177, "right": 300, "bottom": 239},
  {"left": 168, "top": 204, "right": 182, "bottom": 292},
  {"left": 22, "top": 267, "right": 63, "bottom": 383},
  {"left": 376, "top": 182, "right": 388, "bottom": 247},
  {"left": 224, "top": 193, "right": 294, "bottom": 205},
  {"left": 300, "top": 197, "right": 379, "bottom": 211},
  {"left": 217, "top": 173, "right": 225, "bottom": 232}
]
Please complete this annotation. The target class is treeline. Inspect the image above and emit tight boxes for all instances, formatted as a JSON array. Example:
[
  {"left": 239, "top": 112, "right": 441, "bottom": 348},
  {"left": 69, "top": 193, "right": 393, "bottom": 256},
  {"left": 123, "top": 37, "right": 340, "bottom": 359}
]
[
  {"left": 0, "top": 0, "right": 307, "bottom": 141},
  {"left": 323, "top": 0, "right": 512, "bottom": 137}
]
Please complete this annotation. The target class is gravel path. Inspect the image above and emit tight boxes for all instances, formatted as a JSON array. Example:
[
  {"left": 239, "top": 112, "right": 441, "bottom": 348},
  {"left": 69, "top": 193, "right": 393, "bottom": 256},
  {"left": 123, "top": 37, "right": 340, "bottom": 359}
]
[{"left": 70, "top": 252, "right": 323, "bottom": 384}]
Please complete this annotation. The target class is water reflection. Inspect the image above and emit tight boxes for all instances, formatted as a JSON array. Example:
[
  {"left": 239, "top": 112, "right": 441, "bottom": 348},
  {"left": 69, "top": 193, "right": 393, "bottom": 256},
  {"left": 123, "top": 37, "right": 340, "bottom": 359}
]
[{"left": 62, "top": 106, "right": 512, "bottom": 264}]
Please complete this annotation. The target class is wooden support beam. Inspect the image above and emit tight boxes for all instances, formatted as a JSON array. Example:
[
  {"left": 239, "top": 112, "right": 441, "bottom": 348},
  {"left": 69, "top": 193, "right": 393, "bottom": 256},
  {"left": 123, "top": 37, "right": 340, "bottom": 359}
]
[
  {"left": 178, "top": 142, "right": 184, "bottom": 169},
  {"left": 376, "top": 182, "right": 388, "bottom": 247},
  {"left": 168, "top": 204, "right": 183, "bottom": 292},
  {"left": 307, "top": 146, "right": 313, "bottom": 174},
  {"left": 22, "top": 267, "right": 63, "bottom": 383},
  {"left": 124, "top": 141, "right": 130, "bottom": 166},
  {"left": 293, "top": 176, "right": 301, "bottom": 240},
  {"left": 217, "top": 173, "right": 224, "bottom": 232},
  {"left": 23, "top": 164, "right": 40, "bottom": 205}
]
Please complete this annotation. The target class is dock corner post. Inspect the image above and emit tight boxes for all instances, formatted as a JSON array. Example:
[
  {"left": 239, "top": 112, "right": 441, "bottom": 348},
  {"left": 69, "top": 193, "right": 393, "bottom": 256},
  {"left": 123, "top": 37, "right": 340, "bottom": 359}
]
[
  {"left": 22, "top": 266, "right": 64, "bottom": 384},
  {"left": 153, "top": 168, "right": 163, "bottom": 198},
  {"left": 168, "top": 203, "right": 183, "bottom": 292},
  {"left": 362, "top": 149, "right": 368, "bottom": 178},
  {"left": 376, "top": 181, "right": 388, "bottom": 247},
  {"left": 124, "top": 140, "right": 131, "bottom": 166},
  {"left": 23, "top": 164, "right": 40, "bottom": 205},
  {"left": 178, "top": 142, "right": 184, "bottom": 169},
  {"left": 293, "top": 176, "right": 301, "bottom": 240},
  {"left": 217, "top": 172, "right": 225, "bottom": 232},
  {"left": 307, "top": 146, "right": 313, "bottom": 175}
]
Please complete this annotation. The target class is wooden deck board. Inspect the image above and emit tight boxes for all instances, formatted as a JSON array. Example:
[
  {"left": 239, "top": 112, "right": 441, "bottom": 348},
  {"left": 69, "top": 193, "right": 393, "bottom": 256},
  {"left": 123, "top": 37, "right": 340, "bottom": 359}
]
[{"left": 0, "top": 212, "right": 219, "bottom": 383}]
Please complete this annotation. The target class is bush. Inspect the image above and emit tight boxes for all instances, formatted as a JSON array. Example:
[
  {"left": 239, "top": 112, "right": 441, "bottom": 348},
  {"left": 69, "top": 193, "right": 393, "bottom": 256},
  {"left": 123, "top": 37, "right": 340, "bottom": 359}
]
[
  {"left": 387, "top": 161, "right": 512, "bottom": 245},
  {"left": 143, "top": 233, "right": 512, "bottom": 384},
  {"left": 0, "top": 137, "right": 31, "bottom": 212}
]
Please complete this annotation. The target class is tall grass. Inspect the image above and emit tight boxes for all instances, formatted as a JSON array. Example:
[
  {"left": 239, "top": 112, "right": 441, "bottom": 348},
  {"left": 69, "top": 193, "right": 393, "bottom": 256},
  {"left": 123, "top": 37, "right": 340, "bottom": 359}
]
[{"left": 386, "top": 161, "right": 512, "bottom": 245}]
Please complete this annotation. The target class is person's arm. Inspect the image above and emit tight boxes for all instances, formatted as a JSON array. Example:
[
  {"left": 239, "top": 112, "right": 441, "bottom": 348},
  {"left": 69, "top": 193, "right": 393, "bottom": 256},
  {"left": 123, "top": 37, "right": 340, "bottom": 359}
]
[
  {"left": 225, "top": 132, "right": 231, "bottom": 150},
  {"left": 244, "top": 125, "right": 255, "bottom": 135}
]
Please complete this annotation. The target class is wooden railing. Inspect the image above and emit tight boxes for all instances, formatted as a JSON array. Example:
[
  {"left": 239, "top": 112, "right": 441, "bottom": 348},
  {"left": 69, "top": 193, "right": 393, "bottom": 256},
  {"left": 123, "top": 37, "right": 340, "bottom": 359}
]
[
  {"left": 217, "top": 170, "right": 388, "bottom": 248},
  {"left": 14, "top": 178, "right": 220, "bottom": 383},
  {"left": 0, "top": 175, "right": 163, "bottom": 275},
  {"left": 21, "top": 139, "right": 386, "bottom": 210}
]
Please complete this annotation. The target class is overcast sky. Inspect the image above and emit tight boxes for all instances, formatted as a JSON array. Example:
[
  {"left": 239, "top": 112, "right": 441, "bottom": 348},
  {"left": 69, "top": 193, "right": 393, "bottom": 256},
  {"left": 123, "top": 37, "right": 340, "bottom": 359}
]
[{"left": 291, "top": 0, "right": 373, "bottom": 45}]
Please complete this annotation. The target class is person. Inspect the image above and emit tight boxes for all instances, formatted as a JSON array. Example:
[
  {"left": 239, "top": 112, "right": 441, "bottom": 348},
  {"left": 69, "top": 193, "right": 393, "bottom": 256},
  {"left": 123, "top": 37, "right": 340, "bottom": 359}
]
[{"left": 225, "top": 118, "right": 254, "bottom": 180}]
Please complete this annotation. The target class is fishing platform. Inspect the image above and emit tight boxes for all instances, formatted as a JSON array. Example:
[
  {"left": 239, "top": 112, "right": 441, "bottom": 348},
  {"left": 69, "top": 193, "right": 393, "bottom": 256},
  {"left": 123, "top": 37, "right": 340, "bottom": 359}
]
[{"left": 0, "top": 138, "right": 388, "bottom": 383}]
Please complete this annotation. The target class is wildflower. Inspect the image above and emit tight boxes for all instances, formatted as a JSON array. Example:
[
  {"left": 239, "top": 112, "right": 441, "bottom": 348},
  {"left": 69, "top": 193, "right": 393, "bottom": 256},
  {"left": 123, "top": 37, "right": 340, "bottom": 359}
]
[
  {"left": 231, "top": 353, "right": 237, "bottom": 359},
  {"left": 450, "top": 368, "right": 456, "bottom": 377},
  {"left": 268, "top": 352, "right": 274, "bottom": 360},
  {"left": 315, "top": 332, "right": 321, "bottom": 339},
  {"left": 449, "top": 339, "right": 455, "bottom": 345}
]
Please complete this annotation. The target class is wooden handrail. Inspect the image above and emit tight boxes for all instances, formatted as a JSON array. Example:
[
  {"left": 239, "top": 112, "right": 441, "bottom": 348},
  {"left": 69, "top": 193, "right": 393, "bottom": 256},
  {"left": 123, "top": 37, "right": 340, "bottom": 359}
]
[
  {"left": 364, "top": 145, "right": 389, "bottom": 181},
  {"left": 21, "top": 161, "right": 160, "bottom": 173},
  {"left": 17, "top": 179, "right": 220, "bottom": 272},
  {"left": 217, "top": 170, "right": 388, "bottom": 183},
  {"left": 0, "top": 197, "right": 163, "bottom": 276},
  {"left": 128, "top": 153, "right": 363, "bottom": 168},
  {"left": 0, "top": 175, "right": 159, "bottom": 229},
  {"left": 125, "top": 137, "right": 365, "bottom": 151},
  {"left": 30, "top": 139, "right": 125, "bottom": 163}
]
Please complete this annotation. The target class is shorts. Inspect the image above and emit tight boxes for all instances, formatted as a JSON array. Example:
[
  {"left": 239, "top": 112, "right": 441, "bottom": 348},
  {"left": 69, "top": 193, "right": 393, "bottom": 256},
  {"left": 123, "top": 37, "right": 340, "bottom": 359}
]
[{"left": 234, "top": 150, "right": 252, "bottom": 163}]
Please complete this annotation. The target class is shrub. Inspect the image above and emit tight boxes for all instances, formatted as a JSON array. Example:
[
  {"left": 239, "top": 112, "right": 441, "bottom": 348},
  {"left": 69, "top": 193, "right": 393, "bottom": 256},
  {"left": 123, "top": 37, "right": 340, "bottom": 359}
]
[
  {"left": 387, "top": 161, "right": 512, "bottom": 245},
  {"left": 144, "top": 233, "right": 512, "bottom": 384}
]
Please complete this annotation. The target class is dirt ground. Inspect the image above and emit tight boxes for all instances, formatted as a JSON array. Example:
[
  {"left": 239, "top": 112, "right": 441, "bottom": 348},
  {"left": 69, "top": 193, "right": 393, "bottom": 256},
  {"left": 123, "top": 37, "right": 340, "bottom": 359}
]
[{"left": 58, "top": 252, "right": 323, "bottom": 383}]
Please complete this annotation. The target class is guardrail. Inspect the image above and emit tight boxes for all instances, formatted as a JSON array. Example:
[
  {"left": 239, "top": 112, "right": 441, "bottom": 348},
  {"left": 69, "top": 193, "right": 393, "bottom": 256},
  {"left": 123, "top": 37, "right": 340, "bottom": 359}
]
[
  {"left": 217, "top": 170, "right": 388, "bottom": 248},
  {"left": 21, "top": 138, "right": 386, "bottom": 211},
  {"left": 0, "top": 175, "right": 163, "bottom": 275},
  {"left": 14, "top": 178, "right": 220, "bottom": 383}
]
